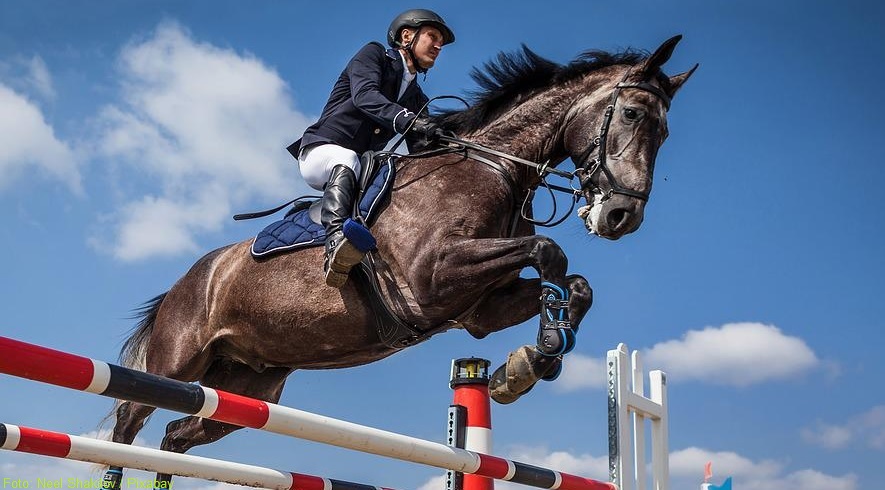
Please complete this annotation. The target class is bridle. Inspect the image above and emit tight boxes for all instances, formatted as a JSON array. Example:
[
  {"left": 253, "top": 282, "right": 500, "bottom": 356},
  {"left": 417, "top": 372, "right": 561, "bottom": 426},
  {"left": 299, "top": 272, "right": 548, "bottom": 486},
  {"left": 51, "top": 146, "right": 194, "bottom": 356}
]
[
  {"left": 426, "top": 68, "right": 671, "bottom": 227},
  {"left": 573, "top": 68, "right": 671, "bottom": 204}
]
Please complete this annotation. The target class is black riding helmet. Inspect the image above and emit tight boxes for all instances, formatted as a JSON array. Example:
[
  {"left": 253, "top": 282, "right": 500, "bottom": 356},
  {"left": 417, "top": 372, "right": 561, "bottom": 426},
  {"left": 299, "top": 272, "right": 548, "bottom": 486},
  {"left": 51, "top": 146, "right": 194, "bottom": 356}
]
[{"left": 387, "top": 9, "right": 455, "bottom": 48}]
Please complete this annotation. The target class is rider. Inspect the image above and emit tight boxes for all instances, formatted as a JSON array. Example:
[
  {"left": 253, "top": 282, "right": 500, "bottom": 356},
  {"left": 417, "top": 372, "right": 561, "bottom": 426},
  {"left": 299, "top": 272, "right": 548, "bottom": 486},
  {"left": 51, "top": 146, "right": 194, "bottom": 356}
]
[{"left": 287, "top": 9, "right": 455, "bottom": 288}]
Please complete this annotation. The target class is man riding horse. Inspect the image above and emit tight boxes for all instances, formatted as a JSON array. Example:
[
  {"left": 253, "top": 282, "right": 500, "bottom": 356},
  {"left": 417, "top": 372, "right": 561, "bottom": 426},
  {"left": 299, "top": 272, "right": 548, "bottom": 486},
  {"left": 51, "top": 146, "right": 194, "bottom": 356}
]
[
  {"left": 102, "top": 20, "right": 696, "bottom": 488},
  {"left": 287, "top": 9, "right": 454, "bottom": 288}
]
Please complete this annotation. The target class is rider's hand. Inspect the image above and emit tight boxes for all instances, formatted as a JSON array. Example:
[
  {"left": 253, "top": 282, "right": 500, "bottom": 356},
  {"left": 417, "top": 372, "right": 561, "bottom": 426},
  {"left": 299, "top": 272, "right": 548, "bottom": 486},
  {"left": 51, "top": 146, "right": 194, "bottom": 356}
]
[{"left": 409, "top": 117, "right": 444, "bottom": 140}]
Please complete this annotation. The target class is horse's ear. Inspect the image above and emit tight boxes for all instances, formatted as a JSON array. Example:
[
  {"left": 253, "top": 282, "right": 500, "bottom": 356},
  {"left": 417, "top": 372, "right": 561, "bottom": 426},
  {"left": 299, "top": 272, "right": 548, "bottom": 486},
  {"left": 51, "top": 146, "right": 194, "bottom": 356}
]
[
  {"left": 637, "top": 35, "right": 682, "bottom": 79},
  {"left": 667, "top": 63, "right": 698, "bottom": 99}
]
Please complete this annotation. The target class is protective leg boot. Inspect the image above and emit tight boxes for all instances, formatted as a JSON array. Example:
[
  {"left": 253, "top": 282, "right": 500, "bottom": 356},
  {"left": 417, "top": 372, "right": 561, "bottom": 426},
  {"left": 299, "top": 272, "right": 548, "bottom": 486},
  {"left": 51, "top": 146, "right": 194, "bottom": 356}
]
[
  {"left": 322, "top": 165, "right": 364, "bottom": 288},
  {"left": 536, "top": 281, "right": 576, "bottom": 356}
]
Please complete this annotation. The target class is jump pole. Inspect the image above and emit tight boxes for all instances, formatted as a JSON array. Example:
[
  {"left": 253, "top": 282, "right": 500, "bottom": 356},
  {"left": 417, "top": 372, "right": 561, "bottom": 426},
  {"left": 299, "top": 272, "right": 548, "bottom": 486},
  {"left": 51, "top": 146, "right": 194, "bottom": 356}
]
[
  {"left": 0, "top": 336, "right": 614, "bottom": 490},
  {"left": 0, "top": 423, "right": 397, "bottom": 490}
]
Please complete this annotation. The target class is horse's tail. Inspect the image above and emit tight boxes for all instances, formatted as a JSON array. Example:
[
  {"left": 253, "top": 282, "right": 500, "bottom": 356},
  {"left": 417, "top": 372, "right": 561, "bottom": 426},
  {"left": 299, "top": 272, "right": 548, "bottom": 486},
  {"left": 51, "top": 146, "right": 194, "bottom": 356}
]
[
  {"left": 119, "top": 293, "right": 167, "bottom": 372},
  {"left": 99, "top": 293, "right": 167, "bottom": 441}
]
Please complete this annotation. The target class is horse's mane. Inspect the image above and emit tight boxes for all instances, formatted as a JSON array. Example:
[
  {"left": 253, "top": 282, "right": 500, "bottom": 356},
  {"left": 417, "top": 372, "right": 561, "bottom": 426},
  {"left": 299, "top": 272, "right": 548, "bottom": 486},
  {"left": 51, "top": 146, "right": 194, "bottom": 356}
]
[{"left": 435, "top": 45, "right": 656, "bottom": 133}]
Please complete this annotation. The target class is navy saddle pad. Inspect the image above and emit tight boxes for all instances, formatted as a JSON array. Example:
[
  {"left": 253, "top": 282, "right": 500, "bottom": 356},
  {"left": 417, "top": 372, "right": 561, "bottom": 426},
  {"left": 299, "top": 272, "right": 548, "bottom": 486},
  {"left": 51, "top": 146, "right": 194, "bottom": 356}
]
[{"left": 251, "top": 160, "right": 394, "bottom": 257}]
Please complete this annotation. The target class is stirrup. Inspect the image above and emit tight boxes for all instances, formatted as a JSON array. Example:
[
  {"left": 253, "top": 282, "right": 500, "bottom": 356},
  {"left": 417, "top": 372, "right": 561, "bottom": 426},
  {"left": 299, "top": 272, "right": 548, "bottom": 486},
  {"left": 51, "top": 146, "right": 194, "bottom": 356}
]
[
  {"left": 323, "top": 220, "right": 377, "bottom": 288},
  {"left": 536, "top": 281, "right": 576, "bottom": 357},
  {"left": 324, "top": 237, "right": 363, "bottom": 288}
]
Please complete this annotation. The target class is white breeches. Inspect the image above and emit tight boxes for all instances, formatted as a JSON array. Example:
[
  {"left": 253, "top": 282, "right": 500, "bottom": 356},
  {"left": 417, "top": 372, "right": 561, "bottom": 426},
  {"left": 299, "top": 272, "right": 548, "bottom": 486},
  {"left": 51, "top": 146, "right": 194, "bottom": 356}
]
[{"left": 298, "top": 144, "right": 362, "bottom": 191}]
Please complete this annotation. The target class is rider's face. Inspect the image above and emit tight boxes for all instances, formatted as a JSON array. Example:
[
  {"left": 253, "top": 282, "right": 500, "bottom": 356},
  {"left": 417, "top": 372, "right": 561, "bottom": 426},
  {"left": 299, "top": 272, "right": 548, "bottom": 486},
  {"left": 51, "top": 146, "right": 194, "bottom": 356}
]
[{"left": 401, "top": 26, "right": 444, "bottom": 71}]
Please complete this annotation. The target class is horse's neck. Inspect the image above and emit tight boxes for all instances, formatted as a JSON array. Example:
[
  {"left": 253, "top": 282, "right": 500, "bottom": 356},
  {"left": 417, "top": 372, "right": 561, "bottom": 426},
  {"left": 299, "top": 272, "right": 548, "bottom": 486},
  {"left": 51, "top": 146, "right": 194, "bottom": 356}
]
[{"left": 465, "top": 85, "right": 587, "bottom": 188}]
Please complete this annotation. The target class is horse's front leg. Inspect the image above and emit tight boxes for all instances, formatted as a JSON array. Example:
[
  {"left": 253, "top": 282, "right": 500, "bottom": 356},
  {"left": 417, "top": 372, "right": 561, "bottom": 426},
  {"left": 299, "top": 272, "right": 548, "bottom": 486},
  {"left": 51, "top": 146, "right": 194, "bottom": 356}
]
[
  {"left": 457, "top": 274, "right": 593, "bottom": 404},
  {"left": 419, "top": 235, "right": 592, "bottom": 403}
]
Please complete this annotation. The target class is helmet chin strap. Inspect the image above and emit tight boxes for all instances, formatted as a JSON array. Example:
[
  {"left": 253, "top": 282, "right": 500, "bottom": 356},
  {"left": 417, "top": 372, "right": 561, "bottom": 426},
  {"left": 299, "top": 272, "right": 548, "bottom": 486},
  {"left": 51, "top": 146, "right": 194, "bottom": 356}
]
[{"left": 400, "top": 27, "right": 429, "bottom": 74}]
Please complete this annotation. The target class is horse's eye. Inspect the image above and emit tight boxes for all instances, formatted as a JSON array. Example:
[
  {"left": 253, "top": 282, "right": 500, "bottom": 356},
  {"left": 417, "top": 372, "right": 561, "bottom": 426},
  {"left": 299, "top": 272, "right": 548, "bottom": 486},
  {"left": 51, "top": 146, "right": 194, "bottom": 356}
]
[{"left": 623, "top": 108, "right": 640, "bottom": 121}]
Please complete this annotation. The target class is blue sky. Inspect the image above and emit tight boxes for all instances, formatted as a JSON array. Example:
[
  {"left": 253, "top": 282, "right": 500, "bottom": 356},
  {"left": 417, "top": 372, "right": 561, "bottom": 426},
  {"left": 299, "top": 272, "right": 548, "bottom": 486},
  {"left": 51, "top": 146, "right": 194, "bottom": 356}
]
[{"left": 1, "top": 1, "right": 884, "bottom": 490}]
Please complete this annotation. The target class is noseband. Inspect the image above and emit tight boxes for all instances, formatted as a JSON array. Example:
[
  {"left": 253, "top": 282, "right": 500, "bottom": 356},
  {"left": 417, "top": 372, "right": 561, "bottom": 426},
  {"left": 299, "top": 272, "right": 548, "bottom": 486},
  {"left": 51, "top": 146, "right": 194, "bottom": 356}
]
[{"left": 575, "top": 69, "right": 671, "bottom": 203}]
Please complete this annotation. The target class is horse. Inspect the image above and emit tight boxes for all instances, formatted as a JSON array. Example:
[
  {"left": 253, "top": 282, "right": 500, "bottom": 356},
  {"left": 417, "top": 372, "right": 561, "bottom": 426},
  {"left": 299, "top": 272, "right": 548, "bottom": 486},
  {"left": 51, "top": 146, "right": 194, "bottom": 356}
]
[{"left": 105, "top": 35, "right": 695, "bottom": 486}]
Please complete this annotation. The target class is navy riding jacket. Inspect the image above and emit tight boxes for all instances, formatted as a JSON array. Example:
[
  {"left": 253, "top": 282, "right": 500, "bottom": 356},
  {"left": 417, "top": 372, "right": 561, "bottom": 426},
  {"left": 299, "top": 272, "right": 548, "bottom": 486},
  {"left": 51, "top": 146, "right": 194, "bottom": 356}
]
[{"left": 287, "top": 42, "right": 429, "bottom": 158}]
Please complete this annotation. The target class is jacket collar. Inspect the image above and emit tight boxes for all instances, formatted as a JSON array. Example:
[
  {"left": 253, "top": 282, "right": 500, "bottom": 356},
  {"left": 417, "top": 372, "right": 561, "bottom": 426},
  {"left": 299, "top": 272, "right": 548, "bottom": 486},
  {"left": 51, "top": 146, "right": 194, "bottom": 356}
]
[
  {"left": 386, "top": 48, "right": 404, "bottom": 79},
  {"left": 387, "top": 47, "right": 419, "bottom": 102}
]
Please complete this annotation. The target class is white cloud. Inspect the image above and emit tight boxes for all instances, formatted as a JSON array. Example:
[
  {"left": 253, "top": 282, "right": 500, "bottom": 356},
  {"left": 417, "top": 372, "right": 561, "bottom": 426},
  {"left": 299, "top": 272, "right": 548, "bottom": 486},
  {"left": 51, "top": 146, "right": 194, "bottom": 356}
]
[
  {"left": 0, "top": 83, "right": 81, "bottom": 193},
  {"left": 671, "top": 446, "right": 781, "bottom": 480},
  {"left": 555, "top": 353, "right": 607, "bottom": 392},
  {"left": 98, "top": 186, "right": 230, "bottom": 261},
  {"left": 418, "top": 474, "right": 447, "bottom": 490},
  {"left": 801, "top": 404, "right": 885, "bottom": 451},
  {"left": 556, "top": 323, "right": 820, "bottom": 392},
  {"left": 0, "top": 54, "right": 56, "bottom": 100},
  {"left": 26, "top": 55, "right": 56, "bottom": 100},
  {"left": 644, "top": 322, "right": 820, "bottom": 386},
  {"left": 801, "top": 422, "right": 854, "bottom": 449},
  {"left": 93, "top": 21, "right": 310, "bottom": 261},
  {"left": 670, "top": 447, "right": 857, "bottom": 490}
]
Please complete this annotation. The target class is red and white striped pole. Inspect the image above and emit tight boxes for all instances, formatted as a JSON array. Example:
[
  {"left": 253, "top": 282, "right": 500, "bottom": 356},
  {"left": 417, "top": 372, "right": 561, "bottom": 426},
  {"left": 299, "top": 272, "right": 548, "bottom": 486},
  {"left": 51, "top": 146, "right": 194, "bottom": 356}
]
[
  {"left": 449, "top": 358, "right": 494, "bottom": 490},
  {"left": 0, "top": 336, "right": 616, "bottom": 490},
  {"left": 0, "top": 422, "right": 398, "bottom": 490}
]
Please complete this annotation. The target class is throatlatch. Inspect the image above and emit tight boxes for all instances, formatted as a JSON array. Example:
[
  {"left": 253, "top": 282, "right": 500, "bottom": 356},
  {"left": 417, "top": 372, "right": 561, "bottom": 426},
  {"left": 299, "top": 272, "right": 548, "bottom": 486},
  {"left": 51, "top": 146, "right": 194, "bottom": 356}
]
[{"left": 536, "top": 282, "right": 576, "bottom": 357}]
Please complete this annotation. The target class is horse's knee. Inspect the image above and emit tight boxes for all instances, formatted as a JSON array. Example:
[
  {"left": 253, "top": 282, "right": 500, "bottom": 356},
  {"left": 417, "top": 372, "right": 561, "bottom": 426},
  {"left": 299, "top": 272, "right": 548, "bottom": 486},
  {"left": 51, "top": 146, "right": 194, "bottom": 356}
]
[
  {"left": 161, "top": 417, "right": 196, "bottom": 454},
  {"left": 567, "top": 275, "right": 593, "bottom": 306},
  {"left": 111, "top": 402, "right": 154, "bottom": 444},
  {"left": 530, "top": 236, "right": 568, "bottom": 278},
  {"left": 162, "top": 416, "right": 240, "bottom": 454},
  {"left": 463, "top": 323, "right": 492, "bottom": 340},
  {"left": 566, "top": 274, "right": 593, "bottom": 330}
]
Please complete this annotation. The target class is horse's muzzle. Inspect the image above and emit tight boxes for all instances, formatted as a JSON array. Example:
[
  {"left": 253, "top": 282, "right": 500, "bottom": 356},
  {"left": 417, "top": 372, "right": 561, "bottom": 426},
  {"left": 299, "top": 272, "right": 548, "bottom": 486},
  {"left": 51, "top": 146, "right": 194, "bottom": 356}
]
[{"left": 580, "top": 193, "right": 645, "bottom": 239}]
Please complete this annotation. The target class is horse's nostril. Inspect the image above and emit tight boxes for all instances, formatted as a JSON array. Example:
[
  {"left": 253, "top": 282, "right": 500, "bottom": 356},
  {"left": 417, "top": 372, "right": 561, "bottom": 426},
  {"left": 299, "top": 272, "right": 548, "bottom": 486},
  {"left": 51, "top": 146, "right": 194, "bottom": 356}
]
[{"left": 607, "top": 208, "right": 630, "bottom": 231}]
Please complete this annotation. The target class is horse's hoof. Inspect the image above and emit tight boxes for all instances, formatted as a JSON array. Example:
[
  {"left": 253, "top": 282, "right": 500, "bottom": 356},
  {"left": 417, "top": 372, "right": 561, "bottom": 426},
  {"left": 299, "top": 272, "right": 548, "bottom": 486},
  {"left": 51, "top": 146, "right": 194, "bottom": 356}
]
[
  {"left": 489, "top": 363, "right": 522, "bottom": 404},
  {"left": 490, "top": 367, "right": 535, "bottom": 404},
  {"left": 488, "top": 345, "right": 546, "bottom": 404},
  {"left": 540, "top": 356, "right": 563, "bottom": 381}
]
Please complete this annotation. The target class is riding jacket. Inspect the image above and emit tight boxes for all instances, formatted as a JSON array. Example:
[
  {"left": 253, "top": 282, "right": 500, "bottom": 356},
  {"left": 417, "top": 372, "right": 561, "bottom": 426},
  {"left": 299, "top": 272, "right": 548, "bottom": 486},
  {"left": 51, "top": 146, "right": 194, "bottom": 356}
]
[{"left": 288, "top": 42, "right": 430, "bottom": 158}]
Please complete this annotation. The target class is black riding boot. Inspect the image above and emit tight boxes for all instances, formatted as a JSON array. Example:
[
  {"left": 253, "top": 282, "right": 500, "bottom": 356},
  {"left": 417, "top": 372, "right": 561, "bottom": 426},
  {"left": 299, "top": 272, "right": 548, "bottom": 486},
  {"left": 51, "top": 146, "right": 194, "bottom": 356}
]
[{"left": 322, "top": 165, "right": 364, "bottom": 288}]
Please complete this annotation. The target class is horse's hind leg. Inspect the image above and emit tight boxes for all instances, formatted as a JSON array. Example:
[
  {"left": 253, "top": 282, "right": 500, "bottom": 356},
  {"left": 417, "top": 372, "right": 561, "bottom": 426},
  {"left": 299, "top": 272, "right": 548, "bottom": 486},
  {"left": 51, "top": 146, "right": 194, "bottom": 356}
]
[
  {"left": 154, "top": 359, "right": 292, "bottom": 486},
  {"left": 101, "top": 401, "right": 158, "bottom": 489}
]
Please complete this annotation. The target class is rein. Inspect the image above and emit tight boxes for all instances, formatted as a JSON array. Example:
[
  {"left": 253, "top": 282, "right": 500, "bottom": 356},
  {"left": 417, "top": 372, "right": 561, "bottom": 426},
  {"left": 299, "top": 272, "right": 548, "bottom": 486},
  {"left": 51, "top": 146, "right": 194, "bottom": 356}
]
[
  {"left": 437, "top": 135, "right": 582, "bottom": 228},
  {"left": 429, "top": 68, "right": 672, "bottom": 227}
]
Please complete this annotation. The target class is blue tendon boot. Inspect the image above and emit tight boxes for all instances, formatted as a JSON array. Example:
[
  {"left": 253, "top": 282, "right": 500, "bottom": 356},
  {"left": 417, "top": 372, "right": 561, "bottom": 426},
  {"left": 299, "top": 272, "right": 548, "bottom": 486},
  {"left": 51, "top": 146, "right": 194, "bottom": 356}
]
[{"left": 536, "top": 281, "right": 576, "bottom": 357}]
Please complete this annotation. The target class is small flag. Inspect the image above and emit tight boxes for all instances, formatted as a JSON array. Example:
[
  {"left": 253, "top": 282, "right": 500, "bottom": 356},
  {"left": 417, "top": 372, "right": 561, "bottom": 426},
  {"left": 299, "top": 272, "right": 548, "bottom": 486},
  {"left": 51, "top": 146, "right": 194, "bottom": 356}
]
[
  {"left": 708, "top": 477, "right": 733, "bottom": 490},
  {"left": 704, "top": 461, "right": 713, "bottom": 483}
]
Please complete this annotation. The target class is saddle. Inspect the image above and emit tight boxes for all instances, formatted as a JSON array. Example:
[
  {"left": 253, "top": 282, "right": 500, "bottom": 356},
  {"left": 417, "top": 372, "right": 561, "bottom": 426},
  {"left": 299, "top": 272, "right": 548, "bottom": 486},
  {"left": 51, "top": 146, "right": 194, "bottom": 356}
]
[
  {"left": 251, "top": 152, "right": 392, "bottom": 256},
  {"left": 249, "top": 152, "right": 436, "bottom": 349}
]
